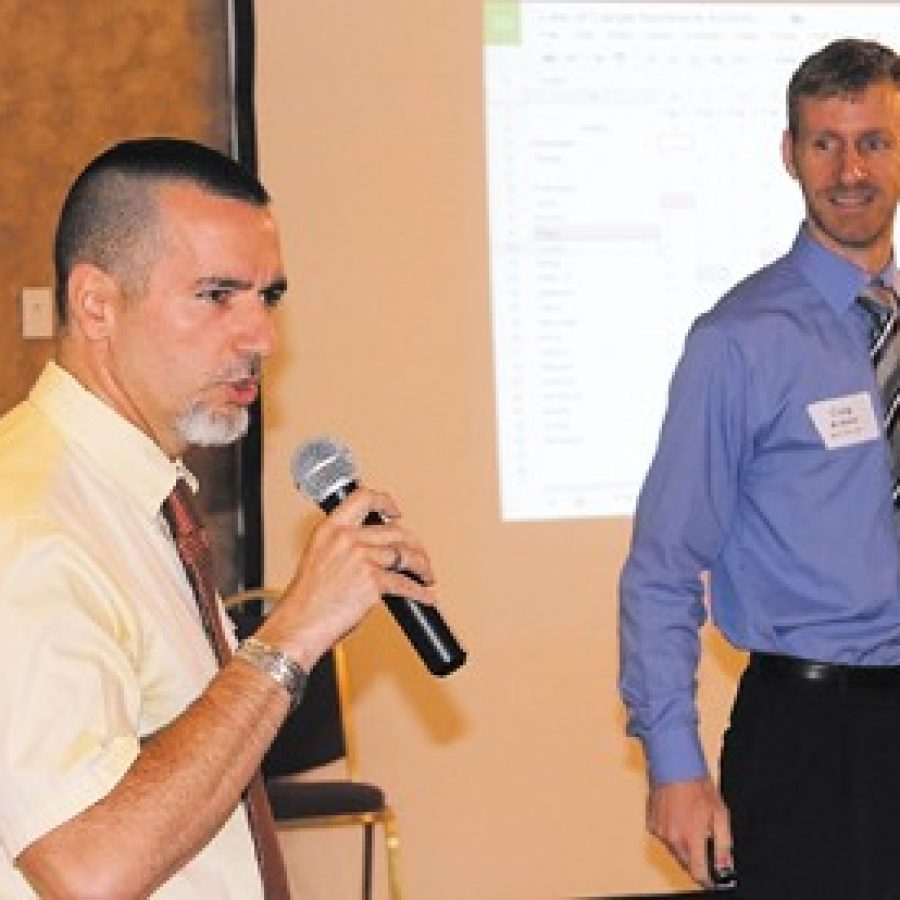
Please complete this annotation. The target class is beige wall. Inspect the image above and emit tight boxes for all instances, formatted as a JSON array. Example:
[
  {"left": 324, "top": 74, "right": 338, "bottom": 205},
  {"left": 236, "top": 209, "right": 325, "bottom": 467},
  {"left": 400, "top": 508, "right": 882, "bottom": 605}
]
[{"left": 255, "top": 2, "right": 745, "bottom": 897}]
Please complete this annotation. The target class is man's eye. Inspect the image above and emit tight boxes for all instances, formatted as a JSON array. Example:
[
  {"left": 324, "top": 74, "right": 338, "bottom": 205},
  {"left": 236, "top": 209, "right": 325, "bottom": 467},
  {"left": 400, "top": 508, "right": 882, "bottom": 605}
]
[
  {"left": 261, "top": 288, "right": 285, "bottom": 308},
  {"left": 860, "top": 134, "right": 891, "bottom": 153},
  {"left": 200, "top": 289, "right": 232, "bottom": 305},
  {"left": 812, "top": 135, "right": 837, "bottom": 152}
]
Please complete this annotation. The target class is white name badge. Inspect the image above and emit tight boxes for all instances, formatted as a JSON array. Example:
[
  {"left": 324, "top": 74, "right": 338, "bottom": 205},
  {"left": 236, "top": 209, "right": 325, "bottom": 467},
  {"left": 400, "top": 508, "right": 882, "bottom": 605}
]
[{"left": 807, "top": 391, "right": 879, "bottom": 449}]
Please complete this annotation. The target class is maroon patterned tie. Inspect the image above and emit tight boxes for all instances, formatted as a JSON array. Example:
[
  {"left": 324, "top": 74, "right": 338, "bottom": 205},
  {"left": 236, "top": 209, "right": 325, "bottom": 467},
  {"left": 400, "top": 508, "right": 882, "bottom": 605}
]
[{"left": 162, "top": 478, "right": 291, "bottom": 899}]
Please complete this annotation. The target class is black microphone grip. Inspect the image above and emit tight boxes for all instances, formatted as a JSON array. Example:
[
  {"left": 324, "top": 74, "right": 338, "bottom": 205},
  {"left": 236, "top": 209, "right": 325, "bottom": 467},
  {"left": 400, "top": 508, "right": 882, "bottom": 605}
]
[{"left": 320, "top": 480, "right": 466, "bottom": 677}]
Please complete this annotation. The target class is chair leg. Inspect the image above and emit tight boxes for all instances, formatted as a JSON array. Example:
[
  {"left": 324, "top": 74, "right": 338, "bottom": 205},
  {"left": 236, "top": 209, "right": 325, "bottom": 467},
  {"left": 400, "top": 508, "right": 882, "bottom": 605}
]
[
  {"left": 363, "top": 821, "right": 374, "bottom": 900},
  {"left": 382, "top": 808, "right": 402, "bottom": 900}
]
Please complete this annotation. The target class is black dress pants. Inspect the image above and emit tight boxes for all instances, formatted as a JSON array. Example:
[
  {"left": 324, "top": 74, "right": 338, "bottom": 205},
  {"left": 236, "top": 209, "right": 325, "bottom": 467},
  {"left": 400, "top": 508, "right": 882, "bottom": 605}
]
[{"left": 720, "top": 655, "right": 900, "bottom": 900}]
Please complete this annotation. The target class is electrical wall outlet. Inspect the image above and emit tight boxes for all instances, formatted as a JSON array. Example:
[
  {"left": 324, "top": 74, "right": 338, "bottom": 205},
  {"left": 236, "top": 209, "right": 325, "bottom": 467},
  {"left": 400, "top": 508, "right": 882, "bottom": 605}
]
[{"left": 21, "top": 287, "right": 55, "bottom": 339}]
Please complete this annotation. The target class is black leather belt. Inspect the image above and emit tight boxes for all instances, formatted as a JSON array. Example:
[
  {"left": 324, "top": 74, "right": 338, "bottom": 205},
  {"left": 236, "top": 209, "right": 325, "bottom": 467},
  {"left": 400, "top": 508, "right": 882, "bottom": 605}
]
[{"left": 751, "top": 652, "right": 900, "bottom": 689}]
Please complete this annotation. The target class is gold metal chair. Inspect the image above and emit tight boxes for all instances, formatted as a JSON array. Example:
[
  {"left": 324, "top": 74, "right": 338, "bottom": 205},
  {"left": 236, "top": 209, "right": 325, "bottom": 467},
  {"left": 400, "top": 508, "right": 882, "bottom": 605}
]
[{"left": 223, "top": 587, "right": 403, "bottom": 900}]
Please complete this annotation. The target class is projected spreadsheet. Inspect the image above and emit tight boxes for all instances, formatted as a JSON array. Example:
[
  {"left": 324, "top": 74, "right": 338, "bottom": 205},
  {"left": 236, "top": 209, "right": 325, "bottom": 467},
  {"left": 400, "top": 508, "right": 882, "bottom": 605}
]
[{"left": 484, "top": 3, "right": 900, "bottom": 520}]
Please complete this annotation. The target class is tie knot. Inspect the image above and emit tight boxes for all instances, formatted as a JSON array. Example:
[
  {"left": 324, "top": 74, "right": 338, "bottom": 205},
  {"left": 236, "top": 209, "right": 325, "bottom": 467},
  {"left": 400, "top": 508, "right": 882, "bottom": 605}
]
[
  {"left": 162, "top": 478, "right": 205, "bottom": 542},
  {"left": 859, "top": 279, "right": 897, "bottom": 317},
  {"left": 162, "top": 478, "right": 217, "bottom": 613},
  {"left": 859, "top": 280, "right": 898, "bottom": 343}
]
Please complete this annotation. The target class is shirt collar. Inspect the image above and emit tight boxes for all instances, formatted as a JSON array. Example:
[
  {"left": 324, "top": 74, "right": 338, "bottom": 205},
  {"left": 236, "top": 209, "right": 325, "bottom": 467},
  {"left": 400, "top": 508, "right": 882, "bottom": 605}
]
[
  {"left": 29, "top": 362, "right": 198, "bottom": 517},
  {"left": 791, "top": 226, "right": 899, "bottom": 315}
]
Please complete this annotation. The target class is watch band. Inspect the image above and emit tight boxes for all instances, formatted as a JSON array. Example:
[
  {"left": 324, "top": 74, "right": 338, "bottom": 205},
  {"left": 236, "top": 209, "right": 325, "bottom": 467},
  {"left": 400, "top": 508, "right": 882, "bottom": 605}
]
[{"left": 236, "top": 636, "right": 308, "bottom": 710}]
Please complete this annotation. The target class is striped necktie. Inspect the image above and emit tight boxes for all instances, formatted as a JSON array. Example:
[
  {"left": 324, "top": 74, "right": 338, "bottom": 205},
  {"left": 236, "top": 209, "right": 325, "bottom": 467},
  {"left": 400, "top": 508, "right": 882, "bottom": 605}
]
[
  {"left": 858, "top": 279, "right": 900, "bottom": 510},
  {"left": 162, "top": 478, "right": 292, "bottom": 899}
]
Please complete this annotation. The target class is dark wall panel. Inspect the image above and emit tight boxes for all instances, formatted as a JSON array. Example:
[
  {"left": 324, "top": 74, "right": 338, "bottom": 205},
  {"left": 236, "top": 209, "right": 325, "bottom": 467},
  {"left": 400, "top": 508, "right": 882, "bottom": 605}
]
[
  {"left": 1, "top": 1, "right": 249, "bottom": 593},
  {"left": 0, "top": 0, "right": 232, "bottom": 412}
]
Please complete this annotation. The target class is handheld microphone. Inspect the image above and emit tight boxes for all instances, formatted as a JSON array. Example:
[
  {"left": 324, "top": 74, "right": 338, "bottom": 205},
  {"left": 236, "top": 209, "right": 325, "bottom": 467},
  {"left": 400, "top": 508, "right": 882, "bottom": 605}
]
[{"left": 291, "top": 438, "right": 467, "bottom": 677}]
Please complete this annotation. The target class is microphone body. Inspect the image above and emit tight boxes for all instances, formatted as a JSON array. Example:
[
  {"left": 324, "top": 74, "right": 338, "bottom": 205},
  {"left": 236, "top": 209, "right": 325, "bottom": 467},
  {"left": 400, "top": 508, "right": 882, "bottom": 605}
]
[{"left": 297, "top": 443, "right": 466, "bottom": 678}]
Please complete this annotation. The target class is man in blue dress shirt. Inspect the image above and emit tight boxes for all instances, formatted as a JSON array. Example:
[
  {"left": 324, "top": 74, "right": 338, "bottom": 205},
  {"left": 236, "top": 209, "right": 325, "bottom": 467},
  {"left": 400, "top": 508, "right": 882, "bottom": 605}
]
[{"left": 619, "top": 39, "right": 900, "bottom": 898}]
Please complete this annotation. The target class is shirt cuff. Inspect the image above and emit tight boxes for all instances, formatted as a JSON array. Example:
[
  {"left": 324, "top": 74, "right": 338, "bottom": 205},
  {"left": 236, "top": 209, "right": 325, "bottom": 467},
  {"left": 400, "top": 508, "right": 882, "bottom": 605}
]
[{"left": 646, "top": 725, "right": 708, "bottom": 785}]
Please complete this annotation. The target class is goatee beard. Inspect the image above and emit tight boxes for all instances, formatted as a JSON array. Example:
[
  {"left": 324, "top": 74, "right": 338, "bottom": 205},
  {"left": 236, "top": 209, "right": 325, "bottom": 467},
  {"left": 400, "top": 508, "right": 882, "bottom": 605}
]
[{"left": 174, "top": 404, "right": 250, "bottom": 447}]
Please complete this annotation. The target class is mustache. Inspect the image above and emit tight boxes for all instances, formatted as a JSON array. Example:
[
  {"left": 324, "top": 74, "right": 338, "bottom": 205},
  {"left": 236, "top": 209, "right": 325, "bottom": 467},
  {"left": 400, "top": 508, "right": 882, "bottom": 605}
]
[{"left": 217, "top": 355, "right": 263, "bottom": 383}]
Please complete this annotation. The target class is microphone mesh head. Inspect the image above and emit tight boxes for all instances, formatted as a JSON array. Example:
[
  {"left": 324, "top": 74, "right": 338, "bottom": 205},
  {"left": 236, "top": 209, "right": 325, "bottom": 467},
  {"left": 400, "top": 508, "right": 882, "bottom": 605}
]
[{"left": 291, "top": 437, "right": 357, "bottom": 502}]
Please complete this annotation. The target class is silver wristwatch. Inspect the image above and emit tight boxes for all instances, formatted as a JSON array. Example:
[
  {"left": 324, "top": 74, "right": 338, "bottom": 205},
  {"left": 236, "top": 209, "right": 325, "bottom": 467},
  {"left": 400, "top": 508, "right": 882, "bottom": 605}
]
[{"left": 236, "top": 636, "right": 308, "bottom": 710}]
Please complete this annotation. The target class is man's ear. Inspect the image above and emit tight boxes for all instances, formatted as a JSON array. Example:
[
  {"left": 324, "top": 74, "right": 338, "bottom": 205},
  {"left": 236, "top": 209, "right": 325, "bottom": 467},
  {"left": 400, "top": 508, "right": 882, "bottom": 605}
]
[
  {"left": 781, "top": 129, "right": 798, "bottom": 180},
  {"left": 65, "top": 263, "right": 121, "bottom": 340}
]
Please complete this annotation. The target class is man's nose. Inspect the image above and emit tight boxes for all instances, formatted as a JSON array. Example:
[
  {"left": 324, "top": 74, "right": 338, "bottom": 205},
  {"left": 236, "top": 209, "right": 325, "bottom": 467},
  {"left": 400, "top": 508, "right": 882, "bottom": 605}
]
[
  {"left": 838, "top": 146, "right": 868, "bottom": 184},
  {"left": 235, "top": 295, "right": 277, "bottom": 357}
]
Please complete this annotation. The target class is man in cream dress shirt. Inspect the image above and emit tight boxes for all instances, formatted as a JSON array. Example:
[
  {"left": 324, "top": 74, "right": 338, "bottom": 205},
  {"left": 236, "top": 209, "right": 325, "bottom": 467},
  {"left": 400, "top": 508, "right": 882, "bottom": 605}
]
[
  {"left": 0, "top": 138, "right": 438, "bottom": 897},
  {"left": 0, "top": 363, "right": 263, "bottom": 897}
]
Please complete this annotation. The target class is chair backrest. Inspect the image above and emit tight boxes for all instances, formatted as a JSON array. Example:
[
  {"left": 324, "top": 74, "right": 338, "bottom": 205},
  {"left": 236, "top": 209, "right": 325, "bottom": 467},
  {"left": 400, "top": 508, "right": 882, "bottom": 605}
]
[{"left": 223, "top": 587, "right": 351, "bottom": 777}]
